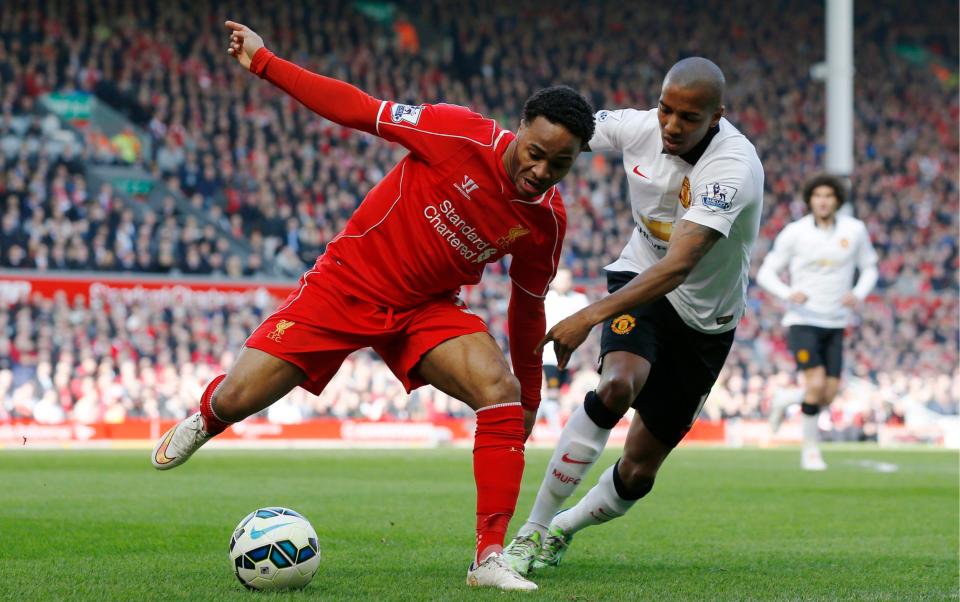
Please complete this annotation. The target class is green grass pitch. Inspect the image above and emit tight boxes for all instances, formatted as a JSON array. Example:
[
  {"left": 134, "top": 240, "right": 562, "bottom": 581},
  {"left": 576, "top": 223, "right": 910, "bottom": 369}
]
[{"left": 0, "top": 447, "right": 956, "bottom": 601}]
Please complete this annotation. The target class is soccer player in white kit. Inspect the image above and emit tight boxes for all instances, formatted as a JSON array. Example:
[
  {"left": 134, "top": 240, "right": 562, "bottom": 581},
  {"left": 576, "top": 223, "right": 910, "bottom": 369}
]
[
  {"left": 503, "top": 57, "right": 764, "bottom": 573},
  {"left": 757, "top": 174, "right": 878, "bottom": 470},
  {"left": 539, "top": 268, "right": 590, "bottom": 435}
]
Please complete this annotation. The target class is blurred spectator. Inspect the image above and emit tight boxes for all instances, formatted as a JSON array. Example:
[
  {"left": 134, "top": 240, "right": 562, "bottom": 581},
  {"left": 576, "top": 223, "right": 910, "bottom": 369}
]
[{"left": 110, "top": 127, "right": 142, "bottom": 164}]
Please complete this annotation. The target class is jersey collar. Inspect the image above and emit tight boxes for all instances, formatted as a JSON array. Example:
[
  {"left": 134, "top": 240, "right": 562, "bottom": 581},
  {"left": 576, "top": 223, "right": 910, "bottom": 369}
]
[{"left": 672, "top": 123, "right": 721, "bottom": 166}]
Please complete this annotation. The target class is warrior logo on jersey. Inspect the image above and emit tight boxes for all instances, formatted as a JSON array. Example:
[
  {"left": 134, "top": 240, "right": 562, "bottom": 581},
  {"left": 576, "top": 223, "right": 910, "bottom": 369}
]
[
  {"left": 796, "top": 349, "right": 810, "bottom": 363},
  {"left": 496, "top": 224, "right": 530, "bottom": 248},
  {"left": 679, "top": 176, "right": 691, "bottom": 209},
  {"left": 840, "top": 238, "right": 850, "bottom": 249},
  {"left": 391, "top": 104, "right": 424, "bottom": 125},
  {"left": 267, "top": 320, "right": 296, "bottom": 343},
  {"left": 611, "top": 314, "right": 636, "bottom": 335},
  {"left": 454, "top": 175, "right": 479, "bottom": 199},
  {"left": 700, "top": 182, "right": 736, "bottom": 210}
]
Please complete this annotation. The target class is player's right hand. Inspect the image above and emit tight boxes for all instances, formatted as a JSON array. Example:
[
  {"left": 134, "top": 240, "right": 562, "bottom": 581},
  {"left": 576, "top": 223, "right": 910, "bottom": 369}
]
[
  {"left": 788, "top": 291, "right": 808, "bottom": 304},
  {"left": 537, "top": 311, "right": 593, "bottom": 371},
  {"left": 225, "top": 20, "right": 264, "bottom": 71}
]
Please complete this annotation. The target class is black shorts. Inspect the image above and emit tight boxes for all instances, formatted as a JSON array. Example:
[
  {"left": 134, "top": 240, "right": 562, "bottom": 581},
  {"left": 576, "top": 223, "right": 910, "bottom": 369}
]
[
  {"left": 599, "top": 271, "right": 735, "bottom": 448},
  {"left": 543, "top": 364, "right": 571, "bottom": 389},
  {"left": 787, "top": 325, "right": 844, "bottom": 377}
]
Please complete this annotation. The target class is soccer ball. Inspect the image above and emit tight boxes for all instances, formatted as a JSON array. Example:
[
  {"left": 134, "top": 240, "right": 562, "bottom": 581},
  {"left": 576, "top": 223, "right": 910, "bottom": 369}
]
[{"left": 229, "top": 507, "right": 321, "bottom": 591}]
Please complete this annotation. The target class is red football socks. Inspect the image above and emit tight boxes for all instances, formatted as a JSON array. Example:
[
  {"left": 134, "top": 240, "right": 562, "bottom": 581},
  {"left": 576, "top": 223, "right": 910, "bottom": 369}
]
[
  {"left": 198, "top": 374, "right": 230, "bottom": 435},
  {"left": 472, "top": 402, "right": 526, "bottom": 564}
]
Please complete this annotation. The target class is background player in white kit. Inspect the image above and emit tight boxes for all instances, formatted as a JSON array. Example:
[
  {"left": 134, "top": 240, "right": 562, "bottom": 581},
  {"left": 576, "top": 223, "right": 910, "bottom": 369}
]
[
  {"left": 757, "top": 174, "right": 878, "bottom": 470},
  {"left": 539, "top": 268, "right": 590, "bottom": 436},
  {"left": 503, "top": 57, "right": 764, "bottom": 573}
]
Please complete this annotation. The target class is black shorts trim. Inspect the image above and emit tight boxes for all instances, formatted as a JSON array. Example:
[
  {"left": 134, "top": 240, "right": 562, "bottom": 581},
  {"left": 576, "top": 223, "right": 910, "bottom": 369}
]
[
  {"left": 599, "top": 270, "right": 735, "bottom": 448},
  {"left": 787, "top": 325, "right": 844, "bottom": 377}
]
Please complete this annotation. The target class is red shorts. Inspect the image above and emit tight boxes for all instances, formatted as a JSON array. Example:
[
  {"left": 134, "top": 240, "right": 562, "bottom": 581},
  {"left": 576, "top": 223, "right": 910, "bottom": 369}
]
[{"left": 245, "top": 264, "right": 489, "bottom": 395}]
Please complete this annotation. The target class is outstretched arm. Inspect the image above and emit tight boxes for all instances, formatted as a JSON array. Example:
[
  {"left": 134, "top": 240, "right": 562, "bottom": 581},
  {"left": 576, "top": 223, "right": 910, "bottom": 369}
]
[
  {"left": 226, "top": 20, "right": 488, "bottom": 163},
  {"left": 540, "top": 220, "right": 722, "bottom": 368},
  {"left": 226, "top": 20, "right": 382, "bottom": 134}
]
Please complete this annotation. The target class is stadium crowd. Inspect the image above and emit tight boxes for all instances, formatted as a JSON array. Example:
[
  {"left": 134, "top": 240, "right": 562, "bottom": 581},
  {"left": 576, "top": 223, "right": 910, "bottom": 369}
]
[
  {"left": 0, "top": 278, "right": 955, "bottom": 439},
  {"left": 0, "top": 0, "right": 956, "bottom": 432}
]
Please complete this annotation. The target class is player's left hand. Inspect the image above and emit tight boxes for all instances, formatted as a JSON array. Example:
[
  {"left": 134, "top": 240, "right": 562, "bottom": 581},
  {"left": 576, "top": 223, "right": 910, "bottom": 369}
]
[
  {"left": 225, "top": 20, "right": 265, "bottom": 71},
  {"left": 537, "top": 311, "right": 594, "bottom": 370},
  {"left": 841, "top": 292, "right": 858, "bottom": 308}
]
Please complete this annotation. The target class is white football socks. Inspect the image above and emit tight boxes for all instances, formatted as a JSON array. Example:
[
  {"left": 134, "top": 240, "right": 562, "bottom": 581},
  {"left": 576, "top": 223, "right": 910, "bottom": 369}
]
[
  {"left": 519, "top": 403, "right": 612, "bottom": 537},
  {"left": 553, "top": 464, "right": 637, "bottom": 535},
  {"left": 802, "top": 410, "right": 820, "bottom": 448}
]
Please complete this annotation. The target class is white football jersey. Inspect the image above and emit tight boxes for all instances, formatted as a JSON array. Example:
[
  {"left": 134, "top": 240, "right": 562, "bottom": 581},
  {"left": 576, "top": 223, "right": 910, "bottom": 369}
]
[
  {"left": 757, "top": 214, "right": 879, "bottom": 328},
  {"left": 590, "top": 108, "right": 764, "bottom": 333},
  {"left": 542, "top": 289, "right": 590, "bottom": 366}
]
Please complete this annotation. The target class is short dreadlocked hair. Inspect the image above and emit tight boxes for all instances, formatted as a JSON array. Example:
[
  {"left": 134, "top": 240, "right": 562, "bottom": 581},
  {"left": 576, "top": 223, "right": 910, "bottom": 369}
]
[
  {"left": 521, "top": 86, "right": 595, "bottom": 149},
  {"left": 802, "top": 173, "right": 847, "bottom": 208}
]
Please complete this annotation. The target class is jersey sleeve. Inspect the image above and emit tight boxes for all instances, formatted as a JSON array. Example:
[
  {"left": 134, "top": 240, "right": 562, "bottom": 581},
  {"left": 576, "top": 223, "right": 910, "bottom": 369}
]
[
  {"left": 508, "top": 191, "right": 566, "bottom": 298},
  {"left": 253, "top": 48, "right": 382, "bottom": 135},
  {"left": 756, "top": 225, "right": 796, "bottom": 300},
  {"left": 252, "top": 48, "right": 495, "bottom": 165},
  {"left": 852, "top": 222, "right": 879, "bottom": 300},
  {"left": 506, "top": 196, "right": 565, "bottom": 411},
  {"left": 588, "top": 109, "right": 629, "bottom": 152},
  {"left": 375, "top": 101, "right": 497, "bottom": 165},
  {"left": 683, "top": 157, "right": 758, "bottom": 237},
  {"left": 508, "top": 284, "right": 546, "bottom": 411}
]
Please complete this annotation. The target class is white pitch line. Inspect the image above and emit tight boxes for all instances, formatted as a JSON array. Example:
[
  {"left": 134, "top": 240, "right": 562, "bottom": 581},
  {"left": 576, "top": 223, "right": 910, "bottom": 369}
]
[{"left": 851, "top": 459, "right": 900, "bottom": 473}]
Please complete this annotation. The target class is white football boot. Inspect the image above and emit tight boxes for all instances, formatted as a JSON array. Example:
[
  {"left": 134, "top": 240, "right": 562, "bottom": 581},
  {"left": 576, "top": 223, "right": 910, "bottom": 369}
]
[
  {"left": 801, "top": 446, "right": 827, "bottom": 471},
  {"left": 466, "top": 552, "right": 538, "bottom": 591},
  {"left": 151, "top": 412, "right": 214, "bottom": 470}
]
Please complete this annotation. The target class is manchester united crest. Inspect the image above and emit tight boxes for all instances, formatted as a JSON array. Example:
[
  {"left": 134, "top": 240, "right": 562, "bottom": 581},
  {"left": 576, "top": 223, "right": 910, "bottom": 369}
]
[
  {"left": 611, "top": 314, "right": 636, "bottom": 335},
  {"left": 679, "top": 176, "right": 691, "bottom": 209}
]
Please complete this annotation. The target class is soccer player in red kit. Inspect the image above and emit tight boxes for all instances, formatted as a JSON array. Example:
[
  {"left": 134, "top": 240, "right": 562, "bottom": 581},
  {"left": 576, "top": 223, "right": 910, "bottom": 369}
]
[{"left": 150, "top": 20, "right": 595, "bottom": 591}]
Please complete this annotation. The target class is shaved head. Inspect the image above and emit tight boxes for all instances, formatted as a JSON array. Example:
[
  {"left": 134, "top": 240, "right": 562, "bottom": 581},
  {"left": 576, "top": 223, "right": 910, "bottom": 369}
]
[
  {"left": 657, "top": 57, "right": 726, "bottom": 155},
  {"left": 663, "top": 57, "right": 725, "bottom": 111}
]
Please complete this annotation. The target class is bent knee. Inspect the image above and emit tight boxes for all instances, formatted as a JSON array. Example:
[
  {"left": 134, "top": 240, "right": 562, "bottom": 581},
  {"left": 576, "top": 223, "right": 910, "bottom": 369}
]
[
  {"left": 475, "top": 371, "right": 521, "bottom": 408},
  {"left": 806, "top": 385, "right": 827, "bottom": 405},
  {"left": 597, "top": 376, "right": 639, "bottom": 413},
  {"left": 210, "top": 378, "right": 248, "bottom": 420},
  {"left": 616, "top": 458, "right": 657, "bottom": 499},
  {"left": 805, "top": 371, "right": 827, "bottom": 391}
]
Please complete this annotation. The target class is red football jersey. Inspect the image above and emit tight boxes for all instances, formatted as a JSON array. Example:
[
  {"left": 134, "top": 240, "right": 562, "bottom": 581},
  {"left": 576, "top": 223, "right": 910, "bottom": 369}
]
[
  {"left": 316, "top": 101, "right": 566, "bottom": 309},
  {"left": 252, "top": 50, "right": 566, "bottom": 408}
]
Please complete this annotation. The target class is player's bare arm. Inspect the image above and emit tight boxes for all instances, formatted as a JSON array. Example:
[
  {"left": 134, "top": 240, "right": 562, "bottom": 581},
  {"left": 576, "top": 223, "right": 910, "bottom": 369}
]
[{"left": 539, "top": 220, "right": 722, "bottom": 368}]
